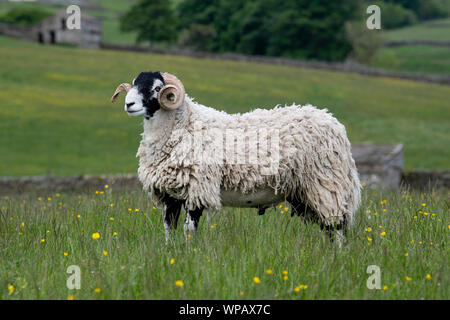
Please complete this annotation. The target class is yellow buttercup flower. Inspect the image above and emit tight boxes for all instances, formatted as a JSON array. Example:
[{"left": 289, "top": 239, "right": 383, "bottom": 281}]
[
  {"left": 40, "top": 238, "right": 45, "bottom": 243},
  {"left": 283, "top": 275, "right": 288, "bottom": 281},
  {"left": 175, "top": 280, "right": 184, "bottom": 287},
  {"left": 382, "top": 285, "right": 388, "bottom": 291},
  {"left": 294, "top": 287, "right": 300, "bottom": 292},
  {"left": 266, "top": 269, "right": 272, "bottom": 275},
  {"left": 170, "top": 258, "right": 175, "bottom": 265},
  {"left": 8, "top": 285, "right": 14, "bottom": 295},
  {"left": 253, "top": 277, "right": 261, "bottom": 284},
  {"left": 104, "top": 185, "right": 109, "bottom": 189},
  {"left": 94, "top": 288, "right": 101, "bottom": 293},
  {"left": 67, "top": 295, "right": 74, "bottom": 300},
  {"left": 380, "top": 231, "right": 386, "bottom": 236},
  {"left": 103, "top": 250, "right": 108, "bottom": 256},
  {"left": 366, "top": 227, "right": 372, "bottom": 232},
  {"left": 404, "top": 253, "right": 408, "bottom": 257},
  {"left": 282, "top": 270, "right": 288, "bottom": 275},
  {"left": 405, "top": 276, "right": 412, "bottom": 281},
  {"left": 426, "top": 274, "right": 431, "bottom": 280},
  {"left": 20, "top": 222, "right": 24, "bottom": 227},
  {"left": 109, "top": 217, "right": 114, "bottom": 221},
  {"left": 92, "top": 232, "right": 100, "bottom": 240},
  {"left": 64, "top": 252, "right": 69, "bottom": 256}
]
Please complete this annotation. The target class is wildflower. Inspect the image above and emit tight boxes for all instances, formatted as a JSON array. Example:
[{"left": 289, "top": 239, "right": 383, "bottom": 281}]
[
  {"left": 67, "top": 295, "right": 74, "bottom": 300},
  {"left": 380, "top": 231, "right": 386, "bottom": 236},
  {"left": 266, "top": 269, "right": 272, "bottom": 275},
  {"left": 421, "top": 203, "right": 426, "bottom": 207},
  {"left": 113, "top": 232, "right": 117, "bottom": 236},
  {"left": 47, "top": 197, "right": 52, "bottom": 201},
  {"left": 283, "top": 275, "right": 288, "bottom": 281},
  {"left": 366, "top": 227, "right": 372, "bottom": 232},
  {"left": 413, "top": 216, "right": 417, "bottom": 220},
  {"left": 405, "top": 276, "right": 412, "bottom": 281},
  {"left": 92, "top": 232, "right": 100, "bottom": 240},
  {"left": 282, "top": 270, "right": 288, "bottom": 275},
  {"left": 382, "top": 285, "right": 388, "bottom": 291},
  {"left": 135, "top": 209, "right": 139, "bottom": 212},
  {"left": 187, "top": 234, "right": 191, "bottom": 239},
  {"left": 128, "top": 208, "right": 132, "bottom": 212},
  {"left": 404, "top": 253, "right": 408, "bottom": 257},
  {"left": 193, "top": 248, "right": 197, "bottom": 252},
  {"left": 21, "top": 285, "right": 26, "bottom": 289},
  {"left": 20, "top": 222, "right": 24, "bottom": 227},
  {"left": 175, "top": 280, "right": 184, "bottom": 287},
  {"left": 419, "top": 241, "right": 422, "bottom": 244},
  {"left": 294, "top": 287, "right": 300, "bottom": 292},
  {"left": 103, "top": 250, "right": 108, "bottom": 256},
  {"left": 152, "top": 206, "right": 156, "bottom": 210},
  {"left": 284, "top": 207, "right": 289, "bottom": 212},
  {"left": 95, "top": 190, "right": 99, "bottom": 194},
  {"left": 104, "top": 185, "right": 109, "bottom": 189},
  {"left": 40, "top": 239, "right": 45, "bottom": 243},
  {"left": 8, "top": 285, "right": 14, "bottom": 295},
  {"left": 99, "top": 191, "right": 104, "bottom": 195},
  {"left": 253, "top": 277, "right": 261, "bottom": 284},
  {"left": 239, "top": 291, "right": 244, "bottom": 296},
  {"left": 367, "top": 237, "right": 372, "bottom": 242},
  {"left": 110, "top": 203, "right": 114, "bottom": 207},
  {"left": 37, "top": 197, "right": 42, "bottom": 201},
  {"left": 64, "top": 252, "right": 69, "bottom": 256},
  {"left": 379, "top": 225, "right": 382, "bottom": 229},
  {"left": 77, "top": 214, "right": 81, "bottom": 219},
  {"left": 94, "top": 288, "right": 101, "bottom": 293},
  {"left": 46, "top": 230, "right": 50, "bottom": 233},
  {"left": 383, "top": 209, "right": 386, "bottom": 212},
  {"left": 109, "top": 217, "right": 114, "bottom": 221},
  {"left": 426, "top": 274, "right": 431, "bottom": 280},
  {"left": 56, "top": 193, "right": 61, "bottom": 197},
  {"left": 373, "top": 212, "right": 378, "bottom": 216},
  {"left": 424, "top": 212, "right": 429, "bottom": 216},
  {"left": 170, "top": 258, "right": 175, "bottom": 265}
]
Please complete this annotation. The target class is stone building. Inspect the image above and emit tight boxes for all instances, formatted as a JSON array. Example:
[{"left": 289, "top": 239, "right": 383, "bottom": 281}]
[{"left": 0, "top": 8, "right": 102, "bottom": 48}]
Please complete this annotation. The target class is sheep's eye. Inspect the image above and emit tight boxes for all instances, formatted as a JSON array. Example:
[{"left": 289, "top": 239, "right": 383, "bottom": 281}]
[{"left": 155, "top": 86, "right": 161, "bottom": 92}]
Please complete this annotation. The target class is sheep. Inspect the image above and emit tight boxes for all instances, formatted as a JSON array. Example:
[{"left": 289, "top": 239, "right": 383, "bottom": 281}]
[{"left": 111, "top": 71, "right": 361, "bottom": 245}]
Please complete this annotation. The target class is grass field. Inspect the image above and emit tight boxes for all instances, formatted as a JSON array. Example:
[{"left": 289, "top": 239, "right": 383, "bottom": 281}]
[
  {"left": 1, "top": 36, "right": 449, "bottom": 176},
  {"left": 0, "top": 187, "right": 447, "bottom": 299},
  {"left": 385, "top": 18, "right": 450, "bottom": 42},
  {"left": 371, "top": 18, "right": 450, "bottom": 75}
]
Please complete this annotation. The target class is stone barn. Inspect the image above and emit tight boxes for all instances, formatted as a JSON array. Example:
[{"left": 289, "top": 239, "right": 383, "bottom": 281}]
[{"left": 0, "top": 8, "right": 102, "bottom": 49}]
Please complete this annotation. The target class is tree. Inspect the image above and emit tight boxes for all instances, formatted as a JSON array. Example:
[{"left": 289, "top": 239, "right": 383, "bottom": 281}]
[{"left": 120, "top": 0, "right": 177, "bottom": 44}]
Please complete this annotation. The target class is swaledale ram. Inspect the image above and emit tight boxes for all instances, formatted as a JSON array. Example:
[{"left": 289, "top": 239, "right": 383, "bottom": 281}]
[{"left": 111, "top": 72, "right": 361, "bottom": 244}]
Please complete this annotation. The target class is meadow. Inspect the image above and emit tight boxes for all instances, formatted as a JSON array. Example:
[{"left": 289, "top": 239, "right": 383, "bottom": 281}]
[
  {"left": 372, "top": 18, "right": 450, "bottom": 75},
  {"left": 0, "top": 187, "right": 447, "bottom": 299},
  {"left": 0, "top": 36, "right": 449, "bottom": 177}
]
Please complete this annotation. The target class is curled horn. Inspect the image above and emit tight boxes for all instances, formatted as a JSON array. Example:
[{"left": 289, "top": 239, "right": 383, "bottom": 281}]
[
  {"left": 158, "top": 73, "right": 185, "bottom": 110},
  {"left": 111, "top": 83, "right": 131, "bottom": 102}
]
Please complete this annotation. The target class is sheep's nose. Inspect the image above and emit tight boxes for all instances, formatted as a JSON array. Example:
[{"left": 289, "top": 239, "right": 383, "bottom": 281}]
[{"left": 126, "top": 102, "right": 135, "bottom": 109}]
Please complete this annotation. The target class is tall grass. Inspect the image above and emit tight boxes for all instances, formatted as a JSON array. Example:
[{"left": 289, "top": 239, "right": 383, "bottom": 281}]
[{"left": 0, "top": 187, "right": 447, "bottom": 299}]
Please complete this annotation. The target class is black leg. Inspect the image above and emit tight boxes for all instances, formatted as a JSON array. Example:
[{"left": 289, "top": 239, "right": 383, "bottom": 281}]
[
  {"left": 184, "top": 206, "right": 204, "bottom": 238},
  {"left": 162, "top": 194, "right": 184, "bottom": 243}
]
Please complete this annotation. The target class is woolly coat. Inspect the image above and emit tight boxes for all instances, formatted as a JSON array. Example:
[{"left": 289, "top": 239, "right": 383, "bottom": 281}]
[{"left": 137, "top": 96, "right": 361, "bottom": 226}]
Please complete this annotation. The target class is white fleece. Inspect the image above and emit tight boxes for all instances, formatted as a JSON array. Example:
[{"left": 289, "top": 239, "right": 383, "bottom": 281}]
[{"left": 137, "top": 96, "right": 361, "bottom": 226}]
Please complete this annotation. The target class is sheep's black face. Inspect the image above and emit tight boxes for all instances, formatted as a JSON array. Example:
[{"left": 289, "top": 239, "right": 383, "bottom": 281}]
[{"left": 124, "top": 71, "right": 164, "bottom": 118}]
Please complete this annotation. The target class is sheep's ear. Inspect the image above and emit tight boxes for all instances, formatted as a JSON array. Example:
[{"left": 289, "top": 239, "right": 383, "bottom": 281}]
[
  {"left": 158, "top": 73, "right": 185, "bottom": 110},
  {"left": 111, "top": 83, "right": 131, "bottom": 102}
]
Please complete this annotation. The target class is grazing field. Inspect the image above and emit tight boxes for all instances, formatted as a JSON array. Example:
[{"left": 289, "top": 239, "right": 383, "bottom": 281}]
[
  {"left": 0, "top": 187, "right": 447, "bottom": 299},
  {"left": 384, "top": 18, "right": 450, "bottom": 43},
  {"left": 371, "top": 18, "right": 450, "bottom": 76},
  {"left": 373, "top": 45, "right": 450, "bottom": 76},
  {"left": 0, "top": 36, "right": 449, "bottom": 177}
]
